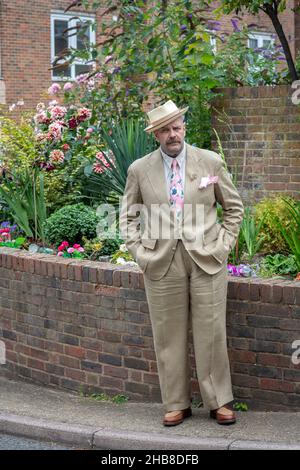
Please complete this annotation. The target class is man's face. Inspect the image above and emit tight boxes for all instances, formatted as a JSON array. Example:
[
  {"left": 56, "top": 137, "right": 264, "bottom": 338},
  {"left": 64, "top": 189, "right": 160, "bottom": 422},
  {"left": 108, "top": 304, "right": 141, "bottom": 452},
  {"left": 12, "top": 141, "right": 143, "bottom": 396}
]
[{"left": 154, "top": 117, "right": 186, "bottom": 157}]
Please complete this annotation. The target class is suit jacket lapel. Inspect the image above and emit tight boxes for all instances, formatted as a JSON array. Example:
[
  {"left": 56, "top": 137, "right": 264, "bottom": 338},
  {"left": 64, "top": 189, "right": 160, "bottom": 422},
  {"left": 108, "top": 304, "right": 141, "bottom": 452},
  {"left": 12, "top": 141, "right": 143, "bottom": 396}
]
[
  {"left": 146, "top": 148, "right": 170, "bottom": 205},
  {"left": 182, "top": 144, "right": 204, "bottom": 225}
]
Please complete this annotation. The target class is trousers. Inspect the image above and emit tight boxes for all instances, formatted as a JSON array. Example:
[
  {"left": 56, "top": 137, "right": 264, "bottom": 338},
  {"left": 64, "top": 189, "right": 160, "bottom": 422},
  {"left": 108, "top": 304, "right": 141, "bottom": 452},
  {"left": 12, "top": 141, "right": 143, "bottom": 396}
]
[{"left": 143, "top": 239, "right": 233, "bottom": 411}]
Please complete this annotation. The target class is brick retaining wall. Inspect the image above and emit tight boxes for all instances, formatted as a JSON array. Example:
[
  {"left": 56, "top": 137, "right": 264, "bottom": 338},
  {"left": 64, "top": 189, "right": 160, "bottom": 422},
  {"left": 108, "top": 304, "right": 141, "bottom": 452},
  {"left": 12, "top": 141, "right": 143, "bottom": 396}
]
[
  {"left": 212, "top": 85, "right": 300, "bottom": 203},
  {"left": 0, "top": 247, "right": 299, "bottom": 411}
]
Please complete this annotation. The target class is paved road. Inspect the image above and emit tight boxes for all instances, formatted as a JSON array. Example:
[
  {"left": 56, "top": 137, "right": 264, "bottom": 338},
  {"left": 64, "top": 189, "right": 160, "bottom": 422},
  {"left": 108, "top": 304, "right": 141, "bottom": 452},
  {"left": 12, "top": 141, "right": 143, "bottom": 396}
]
[{"left": 0, "top": 433, "right": 76, "bottom": 450}]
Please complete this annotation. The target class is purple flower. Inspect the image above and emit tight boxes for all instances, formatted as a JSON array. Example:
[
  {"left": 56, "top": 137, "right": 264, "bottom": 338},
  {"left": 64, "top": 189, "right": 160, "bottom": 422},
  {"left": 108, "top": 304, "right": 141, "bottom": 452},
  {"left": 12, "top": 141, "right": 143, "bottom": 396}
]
[
  {"left": 207, "top": 20, "right": 221, "bottom": 31},
  {"left": 231, "top": 18, "right": 240, "bottom": 32},
  {"left": 0, "top": 221, "right": 10, "bottom": 228},
  {"left": 112, "top": 66, "right": 121, "bottom": 74},
  {"left": 277, "top": 56, "right": 286, "bottom": 61},
  {"left": 180, "top": 25, "right": 187, "bottom": 31},
  {"left": 63, "top": 82, "right": 73, "bottom": 91},
  {"left": 48, "top": 83, "right": 61, "bottom": 95},
  {"left": 75, "top": 73, "right": 89, "bottom": 84}
]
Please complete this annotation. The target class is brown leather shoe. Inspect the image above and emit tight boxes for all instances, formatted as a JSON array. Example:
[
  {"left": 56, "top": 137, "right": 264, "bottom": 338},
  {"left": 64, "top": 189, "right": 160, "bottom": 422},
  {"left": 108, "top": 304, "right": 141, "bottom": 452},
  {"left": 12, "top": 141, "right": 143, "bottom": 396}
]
[
  {"left": 163, "top": 407, "right": 192, "bottom": 426},
  {"left": 210, "top": 405, "right": 236, "bottom": 425}
]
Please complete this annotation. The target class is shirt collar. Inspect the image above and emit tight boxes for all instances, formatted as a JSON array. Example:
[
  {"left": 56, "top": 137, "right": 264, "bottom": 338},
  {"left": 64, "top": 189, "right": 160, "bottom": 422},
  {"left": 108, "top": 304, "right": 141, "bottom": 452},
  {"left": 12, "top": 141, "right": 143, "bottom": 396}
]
[{"left": 160, "top": 141, "right": 186, "bottom": 170}]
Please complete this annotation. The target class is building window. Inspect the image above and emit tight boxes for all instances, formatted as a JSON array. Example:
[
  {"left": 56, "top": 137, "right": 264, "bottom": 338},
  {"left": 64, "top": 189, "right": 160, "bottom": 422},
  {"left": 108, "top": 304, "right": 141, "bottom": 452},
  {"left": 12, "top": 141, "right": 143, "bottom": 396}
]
[
  {"left": 51, "top": 12, "right": 96, "bottom": 80},
  {"left": 248, "top": 32, "right": 274, "bottom": 50}
]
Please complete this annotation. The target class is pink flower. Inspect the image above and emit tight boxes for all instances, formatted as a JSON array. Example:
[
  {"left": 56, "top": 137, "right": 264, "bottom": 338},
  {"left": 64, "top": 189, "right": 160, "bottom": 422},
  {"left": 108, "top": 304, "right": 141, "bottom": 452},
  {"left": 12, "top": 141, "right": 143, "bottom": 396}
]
[
  {"left": 73, "top": 244, "right": 81, "bottom": 249},
  {"left": 48, "top": 83, "right": 61, "bottom": 95},
  {"left": 96, "top": 151, "right": 111, "bottom": 168},
  {"left": 199, "top": 175, "right": 219, "bottom": 189},
  {"left": 50, "top": 105, "right": 67, "bottom": 120},
  {"left": 57, "top": 251, "right": 63, "bottom": 256},
  {"left": 34, "top": 111, "right": 51, "bottom": 125},
  {"left": 63, "top": 82, "right": 73, "bottom": 91},
  {"left": 93, "top": 162, "right": 104, "bottom": 174},
  {"left": 48, "top": 122, "right": 64, "bottom": 140},
  {"left": 77, "top": 247, "right": 84, "bottom": 252},
  {"left": 87, "top": 127, "right": 93, "bottom": 133},
  {"left": 49, "top": 149, "right": 65, "bottom": 164},
  {"left": 0, "top": 228, "right": 10, "bottom": 233},
  {"left": 61, "top": 241, "right": 69, "bottom": 247},
  {"left": 67, "top": 247, "right": 75, "bottom": 254},
  {"left": 77, "top": 107, "right": 92, "bottom": 122}
]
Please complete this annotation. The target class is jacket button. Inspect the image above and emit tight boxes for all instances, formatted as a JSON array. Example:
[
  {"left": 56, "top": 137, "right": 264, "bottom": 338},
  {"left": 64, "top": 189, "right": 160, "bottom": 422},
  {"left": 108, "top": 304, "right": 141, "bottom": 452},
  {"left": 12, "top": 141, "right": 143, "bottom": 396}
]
[{"left": 172, "top": 246, "right": 176, "bottom": 251}]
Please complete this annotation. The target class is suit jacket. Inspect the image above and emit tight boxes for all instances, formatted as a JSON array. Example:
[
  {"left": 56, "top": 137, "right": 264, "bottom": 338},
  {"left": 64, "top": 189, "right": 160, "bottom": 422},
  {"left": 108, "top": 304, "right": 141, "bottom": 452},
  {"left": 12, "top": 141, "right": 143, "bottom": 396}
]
[{"left": 120, "top": 143, "right": 244, "bottom": 280}]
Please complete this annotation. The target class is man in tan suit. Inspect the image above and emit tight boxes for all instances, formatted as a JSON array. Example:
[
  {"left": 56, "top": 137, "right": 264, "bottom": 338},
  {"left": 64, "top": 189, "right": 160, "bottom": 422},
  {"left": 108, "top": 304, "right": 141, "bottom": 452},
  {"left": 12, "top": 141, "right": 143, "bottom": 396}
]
[{"left": 120, "top": 100, "right": 244, "bottom": 426}]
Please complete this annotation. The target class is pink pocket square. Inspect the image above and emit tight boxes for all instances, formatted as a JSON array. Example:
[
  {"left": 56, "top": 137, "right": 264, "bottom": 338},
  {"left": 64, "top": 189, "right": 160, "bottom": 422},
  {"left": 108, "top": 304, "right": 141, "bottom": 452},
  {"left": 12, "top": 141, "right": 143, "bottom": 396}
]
[{"left": 199, "top": 175, "right": 219, "bottom": 189}]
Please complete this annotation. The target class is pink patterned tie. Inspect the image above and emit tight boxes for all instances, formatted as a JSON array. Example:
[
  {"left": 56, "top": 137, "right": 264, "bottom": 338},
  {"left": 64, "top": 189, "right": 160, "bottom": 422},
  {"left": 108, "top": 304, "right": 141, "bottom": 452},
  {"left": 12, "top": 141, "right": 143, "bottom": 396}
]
[{"left": 169, "top": 159, "right": 184, "bottom": 221}]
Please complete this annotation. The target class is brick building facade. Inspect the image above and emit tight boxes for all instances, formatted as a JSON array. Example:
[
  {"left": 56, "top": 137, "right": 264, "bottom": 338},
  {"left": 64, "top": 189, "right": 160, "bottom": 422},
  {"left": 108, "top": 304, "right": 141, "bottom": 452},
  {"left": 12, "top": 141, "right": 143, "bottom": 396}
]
[{"left": 0, "top": 0, "right": 299, "bottom": 111}]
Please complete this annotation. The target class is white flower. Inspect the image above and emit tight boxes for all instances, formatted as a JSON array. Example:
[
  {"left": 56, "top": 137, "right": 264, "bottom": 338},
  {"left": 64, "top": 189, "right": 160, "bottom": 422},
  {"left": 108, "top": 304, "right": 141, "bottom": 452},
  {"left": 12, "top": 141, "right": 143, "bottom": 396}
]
[
  {"left": 119, "top": 244, "right": 127, "bottom": 253},
  {"left": 9, "top": 103, "right": 16, "bottom": 112},
  {"left": 16, "top": 99, "right": 24, "bottom": 106},
  {"left": 49, "top": 100, "right": 58, "bottom": 107},
  {"left": 36, "top": 102, "right": 45, "bottom": 111},
  {"left": 116, "top": 257, "right": 126, "bottom": 264}
]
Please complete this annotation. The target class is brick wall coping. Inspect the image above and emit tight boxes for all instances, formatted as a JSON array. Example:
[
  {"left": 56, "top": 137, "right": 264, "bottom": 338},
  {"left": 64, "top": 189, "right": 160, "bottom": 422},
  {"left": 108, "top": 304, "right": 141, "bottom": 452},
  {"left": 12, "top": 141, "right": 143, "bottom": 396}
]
[{"left": 0, "top": 247, "right": 300, "bottom": 301}]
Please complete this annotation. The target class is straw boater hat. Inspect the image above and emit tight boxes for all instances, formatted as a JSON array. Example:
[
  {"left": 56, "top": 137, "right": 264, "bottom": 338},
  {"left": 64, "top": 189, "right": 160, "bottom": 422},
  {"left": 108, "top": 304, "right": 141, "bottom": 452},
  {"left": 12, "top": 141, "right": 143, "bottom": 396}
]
[{"left": 144, "top": 100, "right": 189, "bottom": 133}]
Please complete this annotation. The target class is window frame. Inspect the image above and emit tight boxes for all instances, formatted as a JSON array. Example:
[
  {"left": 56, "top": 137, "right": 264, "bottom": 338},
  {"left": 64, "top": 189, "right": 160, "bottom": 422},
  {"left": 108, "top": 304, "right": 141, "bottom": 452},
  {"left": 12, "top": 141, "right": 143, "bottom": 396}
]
[
  {"left": 248, "top": 31, "right": 275, "bottom": 50},
  {"left": 50, "top": 11, "right": 96, "bottom": 81}
]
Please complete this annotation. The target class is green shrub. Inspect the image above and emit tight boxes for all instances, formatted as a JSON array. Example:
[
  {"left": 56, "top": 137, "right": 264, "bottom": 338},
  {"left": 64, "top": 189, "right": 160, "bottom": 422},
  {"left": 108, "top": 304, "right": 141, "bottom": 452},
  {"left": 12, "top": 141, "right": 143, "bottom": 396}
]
[
  {"left": 44, "top": 203, "right": 100, "bottom": 247},
  {"left": 254, "top": 195, "right": 297, "bottom": 255},
  {"left": 98, "top": 232, "right": 123, "bottom": 256},
  {"left": 259, "top": 253, "right": 298, "bottom": 277}
]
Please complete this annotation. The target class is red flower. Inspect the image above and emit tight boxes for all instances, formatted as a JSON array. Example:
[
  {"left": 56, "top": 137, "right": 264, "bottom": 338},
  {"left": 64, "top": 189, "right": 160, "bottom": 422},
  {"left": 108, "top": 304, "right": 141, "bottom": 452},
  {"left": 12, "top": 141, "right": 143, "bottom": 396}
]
[
  {"left": 68, "top": 117, "right": 78, "bottom": 129},
  {"left": 58, "top": 241, "right": 69, "bottom": 251},
  {"left": 62, "top": 143, "right": 70, "bottom": 151}
]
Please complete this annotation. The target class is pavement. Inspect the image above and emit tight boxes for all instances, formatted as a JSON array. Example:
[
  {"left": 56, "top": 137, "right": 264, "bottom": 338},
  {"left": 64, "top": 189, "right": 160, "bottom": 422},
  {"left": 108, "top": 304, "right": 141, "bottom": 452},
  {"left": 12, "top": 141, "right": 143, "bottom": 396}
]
[{"left": 0, "top": 376, "right": 300, "bottom": 450}]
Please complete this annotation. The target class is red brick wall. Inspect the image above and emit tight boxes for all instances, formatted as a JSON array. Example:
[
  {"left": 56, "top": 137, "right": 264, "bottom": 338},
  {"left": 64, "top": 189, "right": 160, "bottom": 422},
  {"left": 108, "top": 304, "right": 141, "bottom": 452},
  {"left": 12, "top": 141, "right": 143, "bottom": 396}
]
[
  {"left": 0, "top": 247, "right": 299, "bottom": 411},
  {"left": 212, "top": 84, "right": 300, "bottom": 202},
  {"left": 0, "top": 0, "right": 109, "bottom": 112}
]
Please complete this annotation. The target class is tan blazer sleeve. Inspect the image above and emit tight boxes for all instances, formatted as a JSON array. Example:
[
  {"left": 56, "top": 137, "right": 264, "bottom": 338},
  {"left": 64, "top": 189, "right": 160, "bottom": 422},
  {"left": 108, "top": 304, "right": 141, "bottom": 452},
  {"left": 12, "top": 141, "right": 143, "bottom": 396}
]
[
  {"left": 119, "top": 163, "right": 142, "bottom": 260},
  {"left": 214, "top": 157, "right": 244, "bottom": 253}
]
